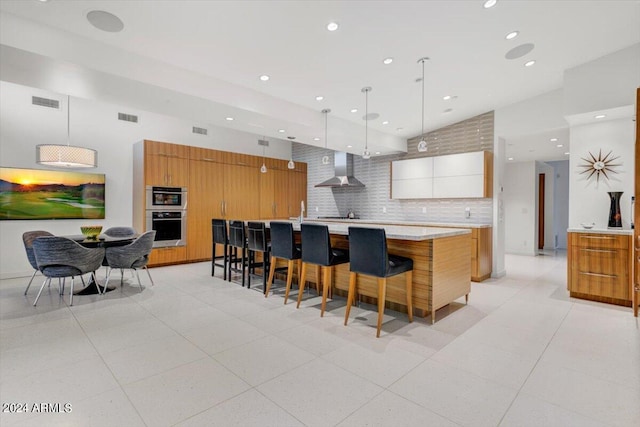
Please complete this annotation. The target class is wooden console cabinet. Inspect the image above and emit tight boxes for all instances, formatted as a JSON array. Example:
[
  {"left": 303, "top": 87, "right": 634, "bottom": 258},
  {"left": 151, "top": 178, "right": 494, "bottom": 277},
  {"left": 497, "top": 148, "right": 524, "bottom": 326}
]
[{"left": 568, "top": 231, "right": 633, "bottom": 306}]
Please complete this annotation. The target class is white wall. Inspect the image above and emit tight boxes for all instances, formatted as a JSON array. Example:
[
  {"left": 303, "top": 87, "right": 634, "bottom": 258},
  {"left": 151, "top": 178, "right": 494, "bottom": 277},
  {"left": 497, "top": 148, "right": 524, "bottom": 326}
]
[
  {"left": 568, "top": 117, "right": 635, "bottom": 229},
  {"left": 0, "top": 81, "right": 292, "bottom": 279},
  {"left": 535, "top": 161, "right": 555, "bottom": 250},
  {"left": 504, "top": 161, "right": 537, "bottom": 255}
]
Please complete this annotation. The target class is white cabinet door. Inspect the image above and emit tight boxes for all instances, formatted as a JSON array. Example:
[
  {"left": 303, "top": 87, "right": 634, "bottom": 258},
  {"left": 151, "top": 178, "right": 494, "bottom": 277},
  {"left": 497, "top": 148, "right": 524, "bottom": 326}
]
[
  {"left": 433, "top": 176, "right": 484, "bottom": 198},
  {"left": 392, "top": 178, "right": 433, "bottom": 199},
  {"left": 433, "top": 151, "right": 485, "bottom": 177},
  {"left": 392, "top": 157, "right": 433, "bottom": 179}
]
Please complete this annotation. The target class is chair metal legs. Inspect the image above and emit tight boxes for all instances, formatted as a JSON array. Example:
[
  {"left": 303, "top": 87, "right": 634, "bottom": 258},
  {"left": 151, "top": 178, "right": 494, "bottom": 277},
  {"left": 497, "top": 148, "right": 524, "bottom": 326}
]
[
  {"left": 24, "top": 270, "right": 38, "bottom": 295},
  {"left": 104, "top": 266, "right": 152, "bottom": 293}
]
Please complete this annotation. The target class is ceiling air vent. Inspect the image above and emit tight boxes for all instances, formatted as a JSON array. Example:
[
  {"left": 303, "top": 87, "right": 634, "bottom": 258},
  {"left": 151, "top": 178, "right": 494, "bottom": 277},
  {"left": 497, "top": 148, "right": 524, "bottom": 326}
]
[
  {"left": 118, "top": 112, "right": 138, "bottom": 123},
  {"left": 192, "top": 126, "right": 208, "bottom": 135},
  {"left": 32, "top": 96, "right": 60, "bottom": 109}
]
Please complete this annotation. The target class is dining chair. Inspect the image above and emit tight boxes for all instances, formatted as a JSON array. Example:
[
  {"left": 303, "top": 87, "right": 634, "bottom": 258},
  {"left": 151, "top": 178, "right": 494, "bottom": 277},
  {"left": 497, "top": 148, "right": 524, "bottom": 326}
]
[
  {"left": 344, "top": 227, "right": 413, "bottom": 337},
  {"left": 32, "top": 236, "right": 105, "bottom": 306},
  {"left": 297, "top": 223, "right": 349, "bottom": 316},
  {"left": 103, "top": 231, "right": 156, "bottom": 291},
  {"left": 103, "top": 226, "right": 137, "bottom": 237},
  {"left": 265, "top": 221, "right": 301, "bottom": 303},
  {"left": 22, "top": 230, "right": 53, "bottom": 295}
]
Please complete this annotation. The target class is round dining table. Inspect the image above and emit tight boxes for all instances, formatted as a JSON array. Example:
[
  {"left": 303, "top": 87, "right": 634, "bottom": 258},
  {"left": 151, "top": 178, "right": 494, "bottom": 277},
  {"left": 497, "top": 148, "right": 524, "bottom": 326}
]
[{"left": 64, "top": 233, "right": 138, "bottom": 294}]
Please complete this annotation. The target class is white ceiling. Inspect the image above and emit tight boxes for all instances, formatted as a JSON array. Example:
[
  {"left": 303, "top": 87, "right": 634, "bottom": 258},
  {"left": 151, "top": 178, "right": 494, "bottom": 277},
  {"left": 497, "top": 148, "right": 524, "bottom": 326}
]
[{"left": 1, "top": 0, "right": 639, "bottom": 160}]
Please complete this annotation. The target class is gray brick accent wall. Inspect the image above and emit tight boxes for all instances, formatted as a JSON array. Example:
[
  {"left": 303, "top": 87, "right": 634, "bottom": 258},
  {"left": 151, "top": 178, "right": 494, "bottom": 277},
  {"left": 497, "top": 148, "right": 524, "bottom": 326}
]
[{"left": 294, "top": 111, "right": 494, "bottom": 224}]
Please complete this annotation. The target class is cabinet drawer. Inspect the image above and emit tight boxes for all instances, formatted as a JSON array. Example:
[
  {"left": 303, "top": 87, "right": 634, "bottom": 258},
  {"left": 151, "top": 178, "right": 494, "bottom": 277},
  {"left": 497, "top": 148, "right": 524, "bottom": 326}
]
[
  {"left": 572, "top": 233, "right": 629, "bottom": 249},
  {"left": 571, "top": 271, "right": 630, "bottom": 300},
  {"left": 572, "top": 247, "right": 628, "bottom": 276}
]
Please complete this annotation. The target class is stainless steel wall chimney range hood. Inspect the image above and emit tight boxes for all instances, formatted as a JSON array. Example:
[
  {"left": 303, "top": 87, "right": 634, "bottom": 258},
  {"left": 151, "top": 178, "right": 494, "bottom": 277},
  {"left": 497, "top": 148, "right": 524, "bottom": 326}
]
[{"left": 315, "top": 152, "right": 365, "bottom": 188}]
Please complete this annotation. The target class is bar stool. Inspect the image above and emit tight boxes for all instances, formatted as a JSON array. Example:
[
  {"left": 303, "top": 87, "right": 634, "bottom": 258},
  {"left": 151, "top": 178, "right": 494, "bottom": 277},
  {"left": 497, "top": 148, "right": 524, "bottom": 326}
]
[
  {"left": 211, "top": 219, "right": 230, "bottom": 280},
  {"left": 297, "top": 223, "right": 349, "bottom": 316},
  {"left": 227, "top": 220, "right": 247, "bottom": 286},
  {"left": 344, "top": 226, "right": 413, "bottom": 338},
  {"left": 246, "top": 221, "right": 271, "bottom": 291},
  {"left": 265, "top": 221, "right": 302, "bottom": 303}
]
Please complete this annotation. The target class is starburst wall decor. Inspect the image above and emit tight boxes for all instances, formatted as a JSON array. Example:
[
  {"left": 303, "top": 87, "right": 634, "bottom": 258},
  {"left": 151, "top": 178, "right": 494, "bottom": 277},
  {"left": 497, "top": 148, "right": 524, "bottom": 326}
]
[{"left": 578, "top": 149, "right": 621, "bottom": 182}]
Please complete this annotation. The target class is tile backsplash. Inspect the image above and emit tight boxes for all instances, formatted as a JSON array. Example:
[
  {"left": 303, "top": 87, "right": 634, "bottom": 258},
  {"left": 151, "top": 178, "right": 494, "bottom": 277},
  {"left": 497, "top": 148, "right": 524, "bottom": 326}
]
[{"left": 294, "top": 111, "right": 494, "bottom": 224}]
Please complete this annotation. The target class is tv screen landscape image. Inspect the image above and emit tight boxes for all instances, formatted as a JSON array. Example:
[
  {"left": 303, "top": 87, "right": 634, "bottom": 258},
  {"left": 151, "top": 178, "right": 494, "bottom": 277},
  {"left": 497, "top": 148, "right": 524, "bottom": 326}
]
[{"left": 0, "top": 167, "right": 105, "bottom": 220}]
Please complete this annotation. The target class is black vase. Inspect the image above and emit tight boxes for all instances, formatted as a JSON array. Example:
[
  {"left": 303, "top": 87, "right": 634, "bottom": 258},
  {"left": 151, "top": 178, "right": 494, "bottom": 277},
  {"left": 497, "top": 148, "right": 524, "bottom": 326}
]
[{"left": 607, "top": 191, "right": 623, "bottom": 228}]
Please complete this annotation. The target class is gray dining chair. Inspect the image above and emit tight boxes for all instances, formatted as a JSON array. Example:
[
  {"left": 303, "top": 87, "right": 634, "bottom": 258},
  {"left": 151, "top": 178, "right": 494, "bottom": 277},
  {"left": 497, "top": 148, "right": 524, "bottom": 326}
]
[
  {"left": 22, "top": 230, "right": 53, "bottom": 295},
  {"left": 103, "top": 231, "right": 156, "bottom": 291},
  {"left": 103, "top": 226, "right": 137, "bottom": 237},
  {"left": 32, "top": 236, "right": 105, "bottom": 306}
]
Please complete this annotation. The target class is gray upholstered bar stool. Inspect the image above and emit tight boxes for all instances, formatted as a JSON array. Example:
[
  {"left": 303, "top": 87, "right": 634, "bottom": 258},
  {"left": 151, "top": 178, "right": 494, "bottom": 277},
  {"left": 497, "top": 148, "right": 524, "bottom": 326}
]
[
  {"left": 297, "top": 223, "right": 349, "bottom": 316},
  {"left": 344, "top": 226, "right": 413, "bottom": 337},
  {"left": 265, "top": 221, "right": 301, "bottom": 303}
]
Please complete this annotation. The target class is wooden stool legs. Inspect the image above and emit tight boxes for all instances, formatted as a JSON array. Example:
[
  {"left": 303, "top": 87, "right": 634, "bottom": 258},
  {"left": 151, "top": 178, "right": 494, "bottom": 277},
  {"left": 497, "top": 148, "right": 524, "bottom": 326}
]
[
  {"left": 297, "top": 263, "right": 332, "bottom": 315},
  {"left": 265, "top": 257, "right": 301, "bottom": 305}
]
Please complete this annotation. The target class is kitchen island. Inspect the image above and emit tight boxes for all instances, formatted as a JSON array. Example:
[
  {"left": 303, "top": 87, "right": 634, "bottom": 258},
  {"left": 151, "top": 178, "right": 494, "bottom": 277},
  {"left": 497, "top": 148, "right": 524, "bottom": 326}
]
[{"left": 297, "top": 220, "right": 472, "bottom": 323}]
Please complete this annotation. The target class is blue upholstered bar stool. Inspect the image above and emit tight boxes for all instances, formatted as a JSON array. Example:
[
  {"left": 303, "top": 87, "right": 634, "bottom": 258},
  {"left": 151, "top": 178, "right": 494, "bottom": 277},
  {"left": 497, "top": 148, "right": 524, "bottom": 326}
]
[
  {"left": 344, "top": 226, "right": 414, "bottom": 337},
  {"left": 227, "top": 220, "right": 247, "bottom": 286},
  {"left": 265, "top": 221, "right": 301, "bottom": 303},
  {"left": 297, "top": 223, "right": 349, "bottom": 316},
  {"left": 211, "top": 219, "right": 229, "bottom": 280}
]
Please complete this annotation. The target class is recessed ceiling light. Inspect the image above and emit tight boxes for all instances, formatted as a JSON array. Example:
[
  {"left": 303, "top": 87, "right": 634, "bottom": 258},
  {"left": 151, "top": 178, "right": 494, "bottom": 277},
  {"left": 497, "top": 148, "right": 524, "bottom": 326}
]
[
  {"left": 564, "top": 152, "right": 570, "bottom": 155},
  {"left": 259, "top": 75, "right": 270, "bottom": 81},
  {"left": 347, "top": 145, "right": 353, "bottom": 148},
  {"left": 594, "top": 114, "right": 606, "bottom": 119},
  {"left": 556, "top": 144, "right": 563, "bottom": 148},
  {"left": 38, "top": 0, "right": 50, "bottom": 2},
  {"left": 483, "top": 0, "right": 498, "bottom": 9},
  {"left": 375, "top": 151, "right": 381, "bottom": 155},
  {"left": 382, "top": 121, "right": 389, "bottom": 125},
  {"left": 505, "top": 31, "right": 519, "bottom": 40},
  {"left": 443, "top": 108, "right": 453, "bottom": 113},
  {"left": 87, "top": 10, "right": 124, "bottom": 32},
  {"left": 327, "top": 22, "right": 339, "bottom": 31},
  {"left": 350, "top": 109, "right": 358, "bottom": 113},
  {"left": 443, "top": 95, "right": 454, "bottom": 101},
  {"left": 383, "top": 57, "right": 393, "bottom": 65},
  {"left": 396, "top": 127, "right": 404, "bottom": 131},
  {"left": 524, "top": 60, "right": 536, "bottom": 67},
  {"left": 508, "top": 157, "right": 514, "bottom": 161},
  {"left": 278, "top": 129, "right": 285, "bottom": 133},
  {"left": 313, "top": 137, "right": 320, "bottom": 141},
  {"left": 550, "top": 138, "right": 558, "bottom": 142},
  {"left": 315, "top": 96, "right": 324, "bottom": 101},
  {"left": 225, "top": 117, "right": 234, "bottom": 121}
]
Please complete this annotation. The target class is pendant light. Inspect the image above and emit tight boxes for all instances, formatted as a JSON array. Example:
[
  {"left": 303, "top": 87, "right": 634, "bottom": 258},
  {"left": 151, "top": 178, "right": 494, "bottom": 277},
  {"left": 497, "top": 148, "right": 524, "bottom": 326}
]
[
  {"left": 258, "top": 138, "right": 268, "bottom": 173},
  {"left": 417, "top": 57, "right": 429, "bottom": 153},
  {"left": 361, "top": 87, "right": 372, "bottom": 160},
  {"left": 36, "top": 95, "right": 98, "bottom": 168},
  {"left": 287, "top": 138, "right": 295, "bottom": 169},
  {"left": 321, "top": 108, "right": 331, "bottom": 165}
]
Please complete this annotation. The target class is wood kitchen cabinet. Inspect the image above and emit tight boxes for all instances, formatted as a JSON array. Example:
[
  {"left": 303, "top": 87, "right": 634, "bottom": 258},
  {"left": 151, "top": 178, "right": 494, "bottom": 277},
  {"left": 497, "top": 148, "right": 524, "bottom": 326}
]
[
  {"left": 144, "top": 140, "right": 189, "bottom": 187},
  {"left": 260, "top": 159, "right": 307, "bottom": 220},
  {"left": 568, "top": 231, "right": 632, "bottom": 306},
  {"left": 471, "top": 227, "right": 492, "bottom": 282}
]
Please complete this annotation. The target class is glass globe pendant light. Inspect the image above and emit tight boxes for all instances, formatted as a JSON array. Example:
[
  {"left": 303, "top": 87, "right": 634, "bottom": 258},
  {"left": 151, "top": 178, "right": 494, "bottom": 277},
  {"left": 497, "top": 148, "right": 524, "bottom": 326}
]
[
  {"left": 361, "top": 87, "right": 372, "bottom": 160},
  {"left": 417, "top": 57, "right": 429, "bottom": 153},
  {"left": 321, "top": 108, "right": 331, "bottom": 165},
  {"left": 258, "top": 138, "right": 268, "bottom": 173}
]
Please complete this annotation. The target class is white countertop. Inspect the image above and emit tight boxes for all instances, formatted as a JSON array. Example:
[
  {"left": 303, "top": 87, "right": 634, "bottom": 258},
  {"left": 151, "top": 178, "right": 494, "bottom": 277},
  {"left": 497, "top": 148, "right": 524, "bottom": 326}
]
[
  {"left": 277, "top": 220, "right": 471, "bottom": 241},
  {"left": 306, "top": 218, "right": 491, "bottom": 229},
  {"left": 567, "top": 227, "right": 634, "bottom": 236}
]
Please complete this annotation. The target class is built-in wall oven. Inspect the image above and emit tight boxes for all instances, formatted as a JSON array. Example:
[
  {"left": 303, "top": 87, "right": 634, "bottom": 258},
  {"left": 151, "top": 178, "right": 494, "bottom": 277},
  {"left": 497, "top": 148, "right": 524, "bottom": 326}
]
[{"left": 145, "top": 186, "right": 187, "bottom": 248}]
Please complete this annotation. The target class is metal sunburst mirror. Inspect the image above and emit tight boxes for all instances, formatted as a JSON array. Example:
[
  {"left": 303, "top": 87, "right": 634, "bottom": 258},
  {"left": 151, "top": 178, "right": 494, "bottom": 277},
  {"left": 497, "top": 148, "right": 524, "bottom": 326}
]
[{"left": 578, "top": 149, "right": 621, "bottom": 182}]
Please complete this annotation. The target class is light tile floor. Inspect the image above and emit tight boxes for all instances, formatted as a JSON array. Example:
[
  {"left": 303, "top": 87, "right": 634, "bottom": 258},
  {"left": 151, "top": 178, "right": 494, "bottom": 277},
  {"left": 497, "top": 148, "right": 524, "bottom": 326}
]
[{"left": 1, "top": 252, "right": 638, "bottom": 427}]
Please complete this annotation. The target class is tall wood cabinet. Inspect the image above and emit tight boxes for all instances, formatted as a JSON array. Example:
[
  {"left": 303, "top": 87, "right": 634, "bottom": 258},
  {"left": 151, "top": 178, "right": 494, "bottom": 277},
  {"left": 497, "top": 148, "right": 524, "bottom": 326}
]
[
  {"left": 133, "top": 140, "right": 307, "bottom": 265},
  {"left": 568, "top": 231, "right": 633, "bottom": 306}
]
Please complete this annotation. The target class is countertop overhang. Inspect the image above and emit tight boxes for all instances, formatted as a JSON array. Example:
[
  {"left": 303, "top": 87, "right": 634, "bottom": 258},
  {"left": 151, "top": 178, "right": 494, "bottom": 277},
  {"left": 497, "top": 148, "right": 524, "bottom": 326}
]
[
  {"left": 567, "top": 227, "right": 633, "bottom": 235},
  {"left": 305, "top": 218, "right": 491, "bottom": 229}
]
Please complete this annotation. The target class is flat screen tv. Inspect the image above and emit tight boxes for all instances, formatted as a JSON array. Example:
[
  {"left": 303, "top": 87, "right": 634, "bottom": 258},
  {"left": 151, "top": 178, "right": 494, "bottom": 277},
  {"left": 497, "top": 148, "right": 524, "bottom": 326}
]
[{"left": 0, "top": 167, "right": 105, "bottom": 220}]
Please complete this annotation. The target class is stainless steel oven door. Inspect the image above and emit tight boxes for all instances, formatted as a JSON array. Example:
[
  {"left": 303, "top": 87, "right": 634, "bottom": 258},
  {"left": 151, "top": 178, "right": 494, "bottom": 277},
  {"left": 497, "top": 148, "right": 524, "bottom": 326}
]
[
  {"left": 145, "top": 210, "right": 186, "bottom": 247},
  {"left": 145, "top": 186, "right": 187, "bottom": 210}
]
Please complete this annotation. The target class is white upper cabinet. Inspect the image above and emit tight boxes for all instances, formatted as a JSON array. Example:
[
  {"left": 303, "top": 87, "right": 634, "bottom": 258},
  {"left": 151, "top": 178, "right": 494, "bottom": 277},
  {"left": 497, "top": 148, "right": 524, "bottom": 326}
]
[{"left": 391, "top": 151, "right": 492, "bottom": 199}]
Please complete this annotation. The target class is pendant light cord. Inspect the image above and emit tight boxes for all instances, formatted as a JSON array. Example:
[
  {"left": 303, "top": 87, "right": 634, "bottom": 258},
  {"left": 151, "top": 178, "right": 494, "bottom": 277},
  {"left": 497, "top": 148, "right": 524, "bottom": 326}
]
[
  {"left": 67, "top": 95, "right": 71, "bottom": 146},
  {"left": 421, "top": 59, "right": 425, "bottom": 140},
  {"left": 364, "top": 89, "right": 368, "bottom": 151}
]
